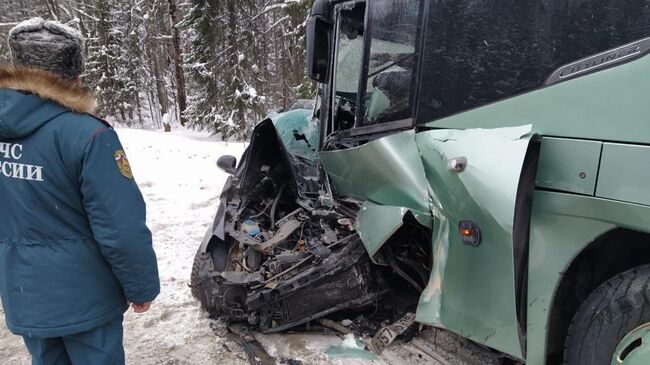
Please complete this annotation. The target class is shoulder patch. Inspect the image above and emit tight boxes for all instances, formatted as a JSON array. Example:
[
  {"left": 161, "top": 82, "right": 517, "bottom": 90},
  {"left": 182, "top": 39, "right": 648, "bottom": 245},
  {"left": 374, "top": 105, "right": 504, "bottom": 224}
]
[{"left": 114, "top": 149, "right": 133, "bottom": 180}]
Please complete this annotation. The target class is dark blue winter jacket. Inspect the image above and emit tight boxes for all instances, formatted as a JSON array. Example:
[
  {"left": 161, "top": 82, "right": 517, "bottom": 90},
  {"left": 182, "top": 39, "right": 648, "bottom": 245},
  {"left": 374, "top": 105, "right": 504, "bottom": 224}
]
[{"left": 0, "top": 67, "right": 160, "bottom": 338}]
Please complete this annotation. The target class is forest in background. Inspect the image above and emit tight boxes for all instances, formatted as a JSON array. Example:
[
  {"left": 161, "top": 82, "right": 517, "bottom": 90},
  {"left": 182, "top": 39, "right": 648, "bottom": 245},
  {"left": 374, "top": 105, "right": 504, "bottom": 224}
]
[{"left": 0, "top": 0, "right": 315, "bottom": 139}]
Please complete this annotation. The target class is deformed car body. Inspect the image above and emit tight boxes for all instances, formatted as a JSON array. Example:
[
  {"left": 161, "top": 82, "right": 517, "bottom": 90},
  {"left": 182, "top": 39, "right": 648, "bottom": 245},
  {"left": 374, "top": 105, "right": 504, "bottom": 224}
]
[
  {"left": 191, "top": 108, "right": 424, "bottom": 334},
  {"left": 193, "top": 1, "right": 650, "bottom": 364}
]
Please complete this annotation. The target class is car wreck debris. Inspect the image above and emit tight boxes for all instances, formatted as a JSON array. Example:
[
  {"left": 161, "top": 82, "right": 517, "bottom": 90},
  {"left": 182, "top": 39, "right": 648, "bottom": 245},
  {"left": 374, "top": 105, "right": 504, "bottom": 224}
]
[
  {"left": 191, "top": 118, "right": 411, "bottom": 334},
  {"left": 370, "top": 312, "right": 417, "bottom": 354}
]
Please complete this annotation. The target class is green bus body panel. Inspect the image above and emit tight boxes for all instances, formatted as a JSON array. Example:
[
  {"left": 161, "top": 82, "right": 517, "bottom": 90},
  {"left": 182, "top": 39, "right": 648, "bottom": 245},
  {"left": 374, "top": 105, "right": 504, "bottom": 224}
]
[
  {"left": 320, "top": 130, "right": 431, "bottom": 214},
  {"left": 319, "top": 43, "right": 650, "bottom": 364},
  {"left": 536, "top": 137, "right": 602, "bottom": 196},
  {"left": 415, "top": 126, "right": 532, "bottom": 359},
  {"left": 526, "top": 191, "right": 650, "bottom": 365},
  {"left": 270, "top": 109, "right": 320, "bottom": 162},
  {"left": 597, "top": 143, "right": 650, "bottom": 206},
  {"left": 322, "top": 127, "right": 532, "bottom": 359},
  {"left": 415, "top": 54, "right": 650, "bottom": 363},
  {"left": 422, "top": 55, "right": 650, "bottom": 146},
  {"left": 356, "top": 202, "right": 433, "bottom": 261}
]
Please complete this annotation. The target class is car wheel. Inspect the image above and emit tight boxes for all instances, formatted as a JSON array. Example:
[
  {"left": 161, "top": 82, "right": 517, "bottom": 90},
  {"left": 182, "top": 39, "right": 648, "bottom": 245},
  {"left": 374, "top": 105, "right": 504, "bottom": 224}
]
[
  {"left": 564, "top": 264, "right": 650, "bottom": 365},
  {"left": 191, "top": 237, "right": 232, "bottom": 312},
  {"left": 190, "top": 246, "right": 207, "bottom": 301}
]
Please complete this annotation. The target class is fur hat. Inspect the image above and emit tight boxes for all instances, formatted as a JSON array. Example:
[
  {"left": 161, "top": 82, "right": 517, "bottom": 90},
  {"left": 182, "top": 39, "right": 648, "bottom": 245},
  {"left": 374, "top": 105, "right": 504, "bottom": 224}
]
[{"left": 8, "top": 18, "right": 84, "bottom": 79}]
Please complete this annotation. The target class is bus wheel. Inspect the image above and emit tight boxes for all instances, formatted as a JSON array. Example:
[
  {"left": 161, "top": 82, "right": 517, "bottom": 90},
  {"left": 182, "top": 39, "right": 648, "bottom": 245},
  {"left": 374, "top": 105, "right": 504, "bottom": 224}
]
[{"left": 564, "top": 265, "right": 650, "bottom": 365}]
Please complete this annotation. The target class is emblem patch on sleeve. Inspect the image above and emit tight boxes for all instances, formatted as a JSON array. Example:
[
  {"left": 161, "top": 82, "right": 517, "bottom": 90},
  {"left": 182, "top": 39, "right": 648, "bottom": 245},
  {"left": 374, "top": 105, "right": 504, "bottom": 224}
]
[{"left": 114, "top": 149, "right": 133, "bottom": 179}]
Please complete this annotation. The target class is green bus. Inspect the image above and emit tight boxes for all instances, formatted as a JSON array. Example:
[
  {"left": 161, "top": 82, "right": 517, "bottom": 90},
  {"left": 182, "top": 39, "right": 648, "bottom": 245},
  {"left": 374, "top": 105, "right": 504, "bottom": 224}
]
[{"left": 192, "top": 1, "right": 650, "bottom": 364}]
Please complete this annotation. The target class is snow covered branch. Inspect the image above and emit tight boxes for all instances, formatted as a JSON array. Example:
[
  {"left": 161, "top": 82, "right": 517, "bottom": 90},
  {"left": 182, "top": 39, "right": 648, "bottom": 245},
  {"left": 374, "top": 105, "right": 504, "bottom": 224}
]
[
  {"left": 0, "top": 0, "right": 315, "bottom": 137},
  {"left": 264, "top": 16, "right": 290, "bottom": 34}
]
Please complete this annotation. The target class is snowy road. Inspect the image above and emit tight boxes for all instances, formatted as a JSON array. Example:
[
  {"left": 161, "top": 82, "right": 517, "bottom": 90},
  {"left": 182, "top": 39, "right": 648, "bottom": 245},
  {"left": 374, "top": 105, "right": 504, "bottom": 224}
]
[{"left": 0, "top": 128, "right": 447, "bottom": 365}]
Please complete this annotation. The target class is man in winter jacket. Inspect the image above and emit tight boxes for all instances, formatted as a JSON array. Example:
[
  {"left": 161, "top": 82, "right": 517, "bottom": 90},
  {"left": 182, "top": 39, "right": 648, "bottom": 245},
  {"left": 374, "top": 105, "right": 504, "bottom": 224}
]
[{"left": 0, "top": 18, "right": 160, "bottom": 365}]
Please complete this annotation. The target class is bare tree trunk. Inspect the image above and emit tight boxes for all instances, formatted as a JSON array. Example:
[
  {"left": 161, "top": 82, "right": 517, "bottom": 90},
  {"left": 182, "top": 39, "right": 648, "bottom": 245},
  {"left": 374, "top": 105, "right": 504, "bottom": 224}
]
[
  {"left": 149, "top": 44, "right": 168, "bottom": 117},
  {"left": 167, "top": 0, "right": 188, "bottom": 126},
  {"left": 146, "top": 89, "right": 159, "bottom": 129}
]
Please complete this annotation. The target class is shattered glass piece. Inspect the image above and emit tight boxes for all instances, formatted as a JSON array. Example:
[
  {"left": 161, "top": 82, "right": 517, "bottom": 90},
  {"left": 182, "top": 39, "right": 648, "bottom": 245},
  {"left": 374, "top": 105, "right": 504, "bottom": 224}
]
[{"left": 325, "top": 334, "right": 379, "bottom": 360}]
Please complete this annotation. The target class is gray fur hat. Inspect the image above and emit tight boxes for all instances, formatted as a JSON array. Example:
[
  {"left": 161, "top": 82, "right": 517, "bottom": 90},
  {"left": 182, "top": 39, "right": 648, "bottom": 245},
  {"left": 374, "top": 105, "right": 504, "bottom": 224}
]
[{"left": 8, "top": 18, "right": 85, "bottom": 79}]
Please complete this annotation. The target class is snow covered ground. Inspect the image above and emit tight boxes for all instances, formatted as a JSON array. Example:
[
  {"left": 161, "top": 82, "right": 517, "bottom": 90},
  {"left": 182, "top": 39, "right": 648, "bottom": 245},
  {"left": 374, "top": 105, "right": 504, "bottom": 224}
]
[
  {"left": 0, "top": 128, "right": 443, "bottom": 365},
  {"left": 0, "top": 128, "right": 248, "bottom": 364}
]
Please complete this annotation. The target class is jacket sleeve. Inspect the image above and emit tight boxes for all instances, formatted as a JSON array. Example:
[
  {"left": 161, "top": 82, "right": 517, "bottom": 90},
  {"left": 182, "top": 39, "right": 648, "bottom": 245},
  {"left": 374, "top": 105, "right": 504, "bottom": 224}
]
[{"left": 79, "top": 127, "right": 160, "bottom": 304}]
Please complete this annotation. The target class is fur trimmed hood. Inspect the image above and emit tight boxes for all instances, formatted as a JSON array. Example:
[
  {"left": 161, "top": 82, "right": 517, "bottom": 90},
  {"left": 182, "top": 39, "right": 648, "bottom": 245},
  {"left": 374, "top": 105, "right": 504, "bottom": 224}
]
[{"left": 0, "top": 67, "right": 96, "bottom": 114}]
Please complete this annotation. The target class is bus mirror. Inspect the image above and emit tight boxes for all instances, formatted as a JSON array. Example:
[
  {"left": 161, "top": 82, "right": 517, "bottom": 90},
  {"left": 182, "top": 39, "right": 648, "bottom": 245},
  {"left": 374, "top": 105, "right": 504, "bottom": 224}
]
[{"left": 306, "top": 16, "right": 331, "bottom": 83}]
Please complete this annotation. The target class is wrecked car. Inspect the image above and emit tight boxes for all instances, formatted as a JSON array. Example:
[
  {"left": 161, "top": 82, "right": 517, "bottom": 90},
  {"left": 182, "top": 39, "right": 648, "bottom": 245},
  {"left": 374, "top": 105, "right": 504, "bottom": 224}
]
[
  {"left": 191, "top": 105, "right": 428, "bottom": 334},
  {"left": 193, "top": 0, "right": 650, "bottom": 364}
]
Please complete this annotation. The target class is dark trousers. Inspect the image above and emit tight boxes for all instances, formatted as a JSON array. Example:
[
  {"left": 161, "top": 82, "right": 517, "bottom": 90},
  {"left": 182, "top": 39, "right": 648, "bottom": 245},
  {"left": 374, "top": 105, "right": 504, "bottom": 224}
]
[{"left": 22, "top": 315, "right": 125, "bottom": 365}]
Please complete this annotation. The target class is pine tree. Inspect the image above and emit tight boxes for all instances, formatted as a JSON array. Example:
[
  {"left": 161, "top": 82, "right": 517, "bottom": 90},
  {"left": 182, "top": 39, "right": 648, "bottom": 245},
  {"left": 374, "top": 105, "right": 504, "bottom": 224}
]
[
  {"left": 84, "top": 0, "right": 122, "bottom": 120},
  {"left": 183, "top": 0, "right": 314, "bottom": 139},
  {"left": 1, "top": 0, "right": 316, "bottom": 138},
  {"left": 182, "top": 0, "right": 227, "bottom": 135}
]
